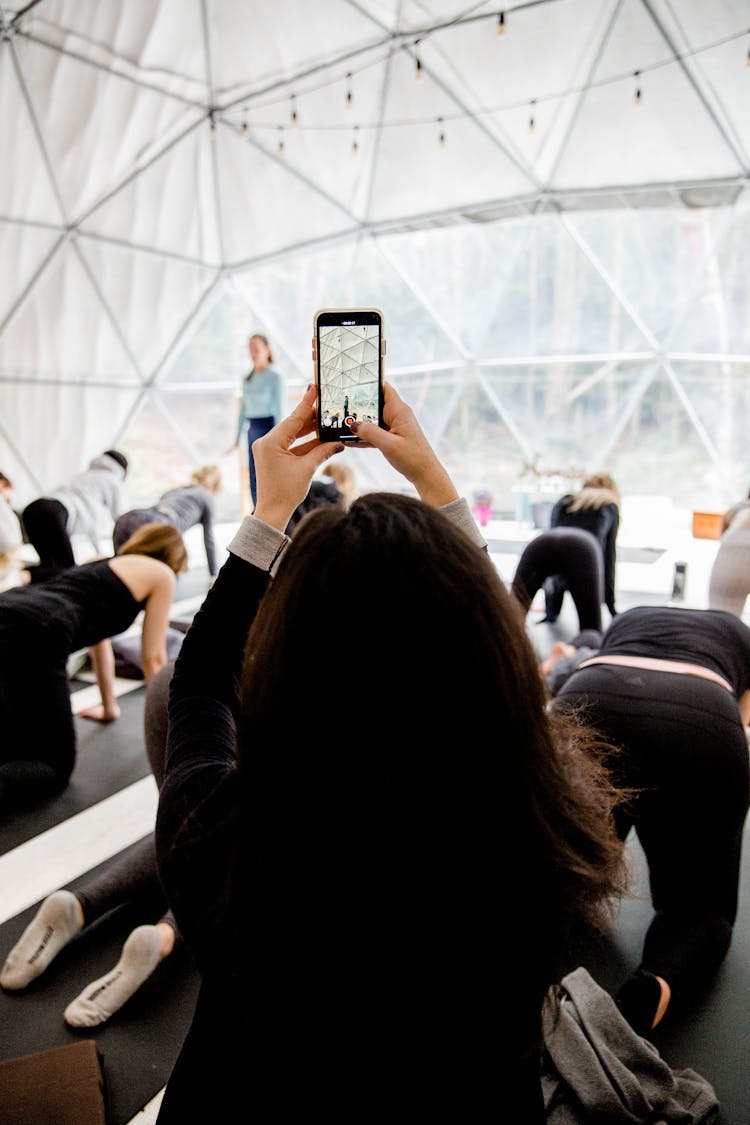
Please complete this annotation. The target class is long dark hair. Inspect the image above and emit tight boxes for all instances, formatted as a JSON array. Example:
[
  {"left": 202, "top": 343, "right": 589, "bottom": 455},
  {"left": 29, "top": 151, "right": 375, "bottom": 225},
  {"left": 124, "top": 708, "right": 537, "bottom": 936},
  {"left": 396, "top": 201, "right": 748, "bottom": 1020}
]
[{"left": 236, "top": 493, "right": 626, "bottom": 1012}]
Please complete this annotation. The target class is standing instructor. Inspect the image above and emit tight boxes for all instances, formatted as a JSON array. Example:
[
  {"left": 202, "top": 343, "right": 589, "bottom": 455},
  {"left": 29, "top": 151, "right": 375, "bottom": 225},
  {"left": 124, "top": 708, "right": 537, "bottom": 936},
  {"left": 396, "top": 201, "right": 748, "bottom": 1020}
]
[{"left": 228, "top": 333, "right": 285, "bottom": 509}]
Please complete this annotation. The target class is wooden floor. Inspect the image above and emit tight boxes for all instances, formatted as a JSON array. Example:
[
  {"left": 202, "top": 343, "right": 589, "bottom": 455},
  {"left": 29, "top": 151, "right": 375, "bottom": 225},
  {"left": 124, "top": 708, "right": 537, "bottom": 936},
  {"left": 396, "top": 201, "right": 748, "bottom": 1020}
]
[{"left": 1, "top": 511, "right": 748, "bottom": 1122}]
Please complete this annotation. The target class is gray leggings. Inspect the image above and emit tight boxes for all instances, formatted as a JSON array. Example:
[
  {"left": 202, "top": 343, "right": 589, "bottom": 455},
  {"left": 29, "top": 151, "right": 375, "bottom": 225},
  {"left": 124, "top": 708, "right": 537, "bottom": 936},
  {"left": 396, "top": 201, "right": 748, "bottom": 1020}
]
[
  {"left": 707, "top": 527, "right": 750, "bottom": 617},
  {"left": 75, "top": 662, "right": 178, "bottom": 933}
]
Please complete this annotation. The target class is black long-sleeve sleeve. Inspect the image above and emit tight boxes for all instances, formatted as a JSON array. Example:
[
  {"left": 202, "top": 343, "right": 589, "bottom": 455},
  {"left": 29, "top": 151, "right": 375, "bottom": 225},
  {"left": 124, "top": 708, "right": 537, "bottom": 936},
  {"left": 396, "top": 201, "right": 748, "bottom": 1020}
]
[{"left": 156, "top": 549, "right": 270, "bottom": 969}]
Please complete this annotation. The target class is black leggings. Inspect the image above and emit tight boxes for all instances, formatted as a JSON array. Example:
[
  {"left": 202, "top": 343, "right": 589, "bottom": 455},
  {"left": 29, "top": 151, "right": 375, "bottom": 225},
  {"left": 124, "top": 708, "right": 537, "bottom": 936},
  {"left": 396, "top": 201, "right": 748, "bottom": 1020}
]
[
  {"left": 511, "top": 526, "right": 604, "bottom": 632},
  {"left": 555, "top": 665, "right": 750, "bottom": 999},
  {"left": 22, "top": 498, "right": 74, "bottom": 569},
  {"left": 0, "top": 636, "right": 75, "bottom": 808}
]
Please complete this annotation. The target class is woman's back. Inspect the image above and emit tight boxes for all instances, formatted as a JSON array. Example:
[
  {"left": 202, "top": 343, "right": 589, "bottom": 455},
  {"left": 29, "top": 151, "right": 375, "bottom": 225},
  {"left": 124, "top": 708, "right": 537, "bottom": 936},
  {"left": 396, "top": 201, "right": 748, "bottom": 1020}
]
[
  {"left": 0, "top": 558, "right": 144, "bottom": 652},
  {"left": 550, "top": 482, "right": 620, "bottom": 617},
  {"left": 155, "top": 386, "right": 626, "bottom": 1123},
  {"left": 551, "top": 490, "right": 619, "bottom": 541}
]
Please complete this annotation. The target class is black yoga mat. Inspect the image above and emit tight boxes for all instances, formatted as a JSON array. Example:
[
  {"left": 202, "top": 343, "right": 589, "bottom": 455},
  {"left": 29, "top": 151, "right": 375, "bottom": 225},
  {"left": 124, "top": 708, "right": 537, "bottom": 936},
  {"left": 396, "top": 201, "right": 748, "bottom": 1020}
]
[
  {"left": 0, "top": 846, "right": 201, "bottom": 1125},
  {"left": 576, "top": 827, "right": 750, "bottom": 1125}
]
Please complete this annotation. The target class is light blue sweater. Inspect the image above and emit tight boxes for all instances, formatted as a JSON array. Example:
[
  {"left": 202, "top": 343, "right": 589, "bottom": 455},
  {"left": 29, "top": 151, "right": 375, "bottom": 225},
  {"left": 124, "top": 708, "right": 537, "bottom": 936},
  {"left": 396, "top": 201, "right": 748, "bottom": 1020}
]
[{"left": 235, "top": 365, "right": 286, "bottom": 443}]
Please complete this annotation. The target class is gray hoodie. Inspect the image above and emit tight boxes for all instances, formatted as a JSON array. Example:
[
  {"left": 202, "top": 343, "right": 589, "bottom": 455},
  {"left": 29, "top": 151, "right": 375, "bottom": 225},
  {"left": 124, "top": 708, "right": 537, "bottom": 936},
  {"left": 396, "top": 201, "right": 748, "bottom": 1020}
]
[
  {"left": 542, "top": 967, "right": 719, "bottom": 1123},
  {"left": 50, "top": 453, "right": 127, "bottom": 553}
]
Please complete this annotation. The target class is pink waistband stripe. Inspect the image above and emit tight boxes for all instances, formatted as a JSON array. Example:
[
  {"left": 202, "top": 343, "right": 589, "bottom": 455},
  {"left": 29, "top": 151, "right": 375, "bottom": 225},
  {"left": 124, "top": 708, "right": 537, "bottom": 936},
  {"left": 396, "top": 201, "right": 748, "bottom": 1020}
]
[{"left": 575, "top": 654, "right": 734, "bottom": 695}]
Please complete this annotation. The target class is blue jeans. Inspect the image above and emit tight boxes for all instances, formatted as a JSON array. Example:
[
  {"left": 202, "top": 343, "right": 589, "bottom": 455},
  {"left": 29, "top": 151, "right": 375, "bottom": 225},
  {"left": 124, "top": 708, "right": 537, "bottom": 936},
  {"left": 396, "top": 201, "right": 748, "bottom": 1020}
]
[{"left": 247, "top": 416, "right": 275, "bottom": 506}]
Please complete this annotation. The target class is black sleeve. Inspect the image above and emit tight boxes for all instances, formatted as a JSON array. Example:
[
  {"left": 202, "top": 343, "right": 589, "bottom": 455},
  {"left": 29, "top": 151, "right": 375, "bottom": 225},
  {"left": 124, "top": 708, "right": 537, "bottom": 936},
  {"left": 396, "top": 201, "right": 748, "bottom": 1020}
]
[{"left": 163, "top": 552, "right": 270, "bottom": 782}]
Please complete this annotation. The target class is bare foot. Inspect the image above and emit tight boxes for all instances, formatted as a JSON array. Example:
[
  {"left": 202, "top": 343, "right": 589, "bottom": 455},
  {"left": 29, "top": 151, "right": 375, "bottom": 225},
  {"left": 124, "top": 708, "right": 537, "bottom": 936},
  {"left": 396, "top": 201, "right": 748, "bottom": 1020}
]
[{"left": 652, "top": 975, "right": 671, "bottom": 1028}]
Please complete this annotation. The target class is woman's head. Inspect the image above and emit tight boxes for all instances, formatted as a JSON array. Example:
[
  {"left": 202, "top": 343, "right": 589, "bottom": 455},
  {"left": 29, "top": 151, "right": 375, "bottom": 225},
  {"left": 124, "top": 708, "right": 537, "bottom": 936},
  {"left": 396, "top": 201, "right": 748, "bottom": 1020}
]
[
  {"left": 236, "top": 492, "right": 625, "bottom": 987},
  {"left": 249, "top": 334, "right": 273, "bottom": 369},
  {"left": 192, "top": 464, "right": 222, "bottom": 492},
  {"left": 582, "top": 471, "right": 618, "bottom": 495},
  {"left": 243, "top": 493, "right": 532, "bottom": 713},
  {"left": 116, "top": 522, "right": 188, "bottom": 575},
  {"left": 569, "top": 471, "right": 620, "bottom": 511}
]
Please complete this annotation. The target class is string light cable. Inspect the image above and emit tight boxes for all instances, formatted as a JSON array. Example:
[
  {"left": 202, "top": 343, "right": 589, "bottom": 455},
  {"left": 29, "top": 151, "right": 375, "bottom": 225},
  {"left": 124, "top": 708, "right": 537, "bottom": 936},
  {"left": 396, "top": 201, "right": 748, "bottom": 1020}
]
[{"left": 219, "top": 20, "right": 749, "bottom": 141}]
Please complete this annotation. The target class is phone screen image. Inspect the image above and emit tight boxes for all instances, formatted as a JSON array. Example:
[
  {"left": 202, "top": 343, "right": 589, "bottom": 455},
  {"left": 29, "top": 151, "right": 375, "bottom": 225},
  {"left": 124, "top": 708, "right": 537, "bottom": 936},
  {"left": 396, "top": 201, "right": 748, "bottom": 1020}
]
[{"left": 316, "top": 311, "right": 383, "bottom": 442}]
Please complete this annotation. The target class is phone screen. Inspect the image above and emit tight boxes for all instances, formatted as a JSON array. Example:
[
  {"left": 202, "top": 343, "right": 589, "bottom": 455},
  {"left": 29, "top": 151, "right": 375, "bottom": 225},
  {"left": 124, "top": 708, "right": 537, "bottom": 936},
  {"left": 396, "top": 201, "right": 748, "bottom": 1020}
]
[{"left": 315, "top": 309, "right": 384, "bottom": 442}]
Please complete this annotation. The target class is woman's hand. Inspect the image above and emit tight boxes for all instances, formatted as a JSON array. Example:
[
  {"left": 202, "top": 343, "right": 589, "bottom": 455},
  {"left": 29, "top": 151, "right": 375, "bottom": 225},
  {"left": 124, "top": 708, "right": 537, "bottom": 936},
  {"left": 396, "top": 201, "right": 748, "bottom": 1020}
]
[
  {"left": 352, "top": 384, "right": 459, "bottom": 508},
  {"left": 253, "top": 385, "right": 345, "bottom": 532},
  {"left": 539, "top": 642, "right": 578, "bottom": 678}
]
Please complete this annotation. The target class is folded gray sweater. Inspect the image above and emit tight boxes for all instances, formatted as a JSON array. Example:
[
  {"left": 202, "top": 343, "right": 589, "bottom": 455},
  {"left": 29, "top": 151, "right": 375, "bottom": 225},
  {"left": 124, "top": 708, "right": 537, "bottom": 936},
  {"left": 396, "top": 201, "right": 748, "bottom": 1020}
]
[{"left": 542, "top": 967, "right": 719, "bottom": 1123}]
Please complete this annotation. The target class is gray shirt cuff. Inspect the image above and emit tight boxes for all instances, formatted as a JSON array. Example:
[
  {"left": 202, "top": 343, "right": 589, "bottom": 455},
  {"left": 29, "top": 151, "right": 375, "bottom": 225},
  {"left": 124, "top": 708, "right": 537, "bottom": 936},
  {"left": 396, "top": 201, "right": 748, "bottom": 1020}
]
[
  {"left": 440, "top": 497, "right": 488, "bottom": 551},
  {"left": 228, "top": 515, "right": 290, "bottom": 575}
]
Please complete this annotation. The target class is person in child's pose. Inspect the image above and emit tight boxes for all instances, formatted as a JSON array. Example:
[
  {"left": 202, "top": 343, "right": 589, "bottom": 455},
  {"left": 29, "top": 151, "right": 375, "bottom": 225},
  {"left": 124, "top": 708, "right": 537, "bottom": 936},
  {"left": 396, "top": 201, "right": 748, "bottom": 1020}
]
[{"left": 544, "top": 604, "right": 750, "bottom": 1037}]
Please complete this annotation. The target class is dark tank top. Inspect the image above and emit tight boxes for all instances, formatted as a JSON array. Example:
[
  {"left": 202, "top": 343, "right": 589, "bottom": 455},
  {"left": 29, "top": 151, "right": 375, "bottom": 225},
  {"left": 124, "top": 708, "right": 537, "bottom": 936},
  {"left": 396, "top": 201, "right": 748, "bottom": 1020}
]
[{"left": 0, "top": 558, "right": 145, "bottom": 656}]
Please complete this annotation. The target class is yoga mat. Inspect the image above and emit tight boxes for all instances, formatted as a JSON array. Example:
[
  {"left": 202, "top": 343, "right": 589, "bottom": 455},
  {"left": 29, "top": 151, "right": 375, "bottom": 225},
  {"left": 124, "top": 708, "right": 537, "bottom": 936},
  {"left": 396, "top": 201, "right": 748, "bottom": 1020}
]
[
  {"left": 577, "top": 825, "right": 750, "bottom": 1125},
  {"left": 0, "top": 847, "right": 201, "bottom": 1125}
]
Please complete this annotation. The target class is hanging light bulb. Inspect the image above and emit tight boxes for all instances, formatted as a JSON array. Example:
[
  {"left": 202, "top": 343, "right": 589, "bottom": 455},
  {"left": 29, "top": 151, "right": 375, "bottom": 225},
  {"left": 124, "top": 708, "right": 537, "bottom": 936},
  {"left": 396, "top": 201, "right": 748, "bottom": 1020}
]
[
  {"left": 346, "top": 72, "right": 353, "bottom": 108},
  {"left": 209, "top": 110, "right": 216, "bottom": 138},
  {"left": 290, "top": 94, "right": 298, "bottom": 126},
  {"left": 497, "top": 10, "right": 506, "bottom": 35},
  {"left": 438, "top": 117, "right": 446, "bottom": 147},
  {"left": 241, "top": 118, "right": 249, "bottom": 137},
  {"left": 278, "top": 125, "right": 285, "bottom": 154},
  {"left": 415, "top": 40, "right": 423, "bottom": 78},
  {"left": 352, "top": 124, "right": 359, "bottom": 155},
  {"left": 528, "top": 99, "right": 536, "bottom": 132},
  {"left": 634, "top": 70, "right": 642, "bottom": 106}
]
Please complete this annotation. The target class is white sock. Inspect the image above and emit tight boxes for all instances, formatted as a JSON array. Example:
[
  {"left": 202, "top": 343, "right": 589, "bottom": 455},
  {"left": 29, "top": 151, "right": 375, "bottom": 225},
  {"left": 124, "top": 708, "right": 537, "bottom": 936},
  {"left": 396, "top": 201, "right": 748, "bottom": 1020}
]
[
  {"left": 64, "top": 924, "right": 163, "bottom": 1028},
  {"left": 0, "top": 890, "right": 82, "bottom": 990}
]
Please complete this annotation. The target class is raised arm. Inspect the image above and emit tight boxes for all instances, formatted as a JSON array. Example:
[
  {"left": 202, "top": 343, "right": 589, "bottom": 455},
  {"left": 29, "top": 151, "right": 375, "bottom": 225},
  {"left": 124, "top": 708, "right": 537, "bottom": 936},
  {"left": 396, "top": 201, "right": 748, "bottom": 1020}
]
[
  {"left": 200, "top": 493, "right": 219, "bottom": 577},
  {"left": 140, "top": 568, "right": 176, "bottom": 682}
]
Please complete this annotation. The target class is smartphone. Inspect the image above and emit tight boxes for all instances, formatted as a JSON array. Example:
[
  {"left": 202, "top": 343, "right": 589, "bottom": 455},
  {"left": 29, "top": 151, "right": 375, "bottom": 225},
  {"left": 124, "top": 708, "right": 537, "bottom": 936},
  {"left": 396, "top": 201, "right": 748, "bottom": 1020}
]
[{"left": 313, "top": 308, "right": 386, "bottom": 443}]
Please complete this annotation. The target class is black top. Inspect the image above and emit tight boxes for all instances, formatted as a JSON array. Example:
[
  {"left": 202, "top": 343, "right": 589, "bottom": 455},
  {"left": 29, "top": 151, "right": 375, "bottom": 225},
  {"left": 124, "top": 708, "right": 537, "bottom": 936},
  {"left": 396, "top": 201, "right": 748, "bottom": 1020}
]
[
  {"left": 596, "top": 605, "right": 750, "bottom": 697},
  {"left": 285, "top": 478, "right": 343, "bottom": 535},
  {"left": 155, "top": 545, "right": 539, "bottom": 1120},
  {"left": 550, "top": 495, "right": 620, "bottom": 615},
  {"left": 0, "top": 558, "right": 144, "bottom": 657}
]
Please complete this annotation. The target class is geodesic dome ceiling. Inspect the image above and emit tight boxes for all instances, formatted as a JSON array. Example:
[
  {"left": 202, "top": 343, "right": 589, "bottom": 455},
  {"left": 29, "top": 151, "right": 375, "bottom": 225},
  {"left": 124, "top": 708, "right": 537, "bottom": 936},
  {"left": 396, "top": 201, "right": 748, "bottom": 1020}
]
[{"left": 1, "top": 0, "right": 749, "bottom": 517}]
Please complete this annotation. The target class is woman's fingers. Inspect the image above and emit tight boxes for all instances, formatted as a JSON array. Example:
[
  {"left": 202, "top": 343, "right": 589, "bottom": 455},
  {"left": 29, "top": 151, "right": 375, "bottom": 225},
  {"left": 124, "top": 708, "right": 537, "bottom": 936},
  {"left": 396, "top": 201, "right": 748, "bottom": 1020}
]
[{"left": 273, "top": 385, "right": 317, "bottom": 447}]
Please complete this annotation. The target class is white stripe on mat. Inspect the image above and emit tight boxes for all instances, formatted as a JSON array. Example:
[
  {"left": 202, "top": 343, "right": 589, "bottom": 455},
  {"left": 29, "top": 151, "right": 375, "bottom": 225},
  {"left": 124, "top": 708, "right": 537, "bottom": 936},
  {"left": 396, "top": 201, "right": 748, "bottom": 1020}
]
[
  {"left": 0, "top": 775, "right": 158, "bottom": 924},
  {"left": 126, "top": 1087, "right": 165, "bottom": 1125},
  {"left": 70, "top": 677, "right": 144, "bottom": 714}
]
